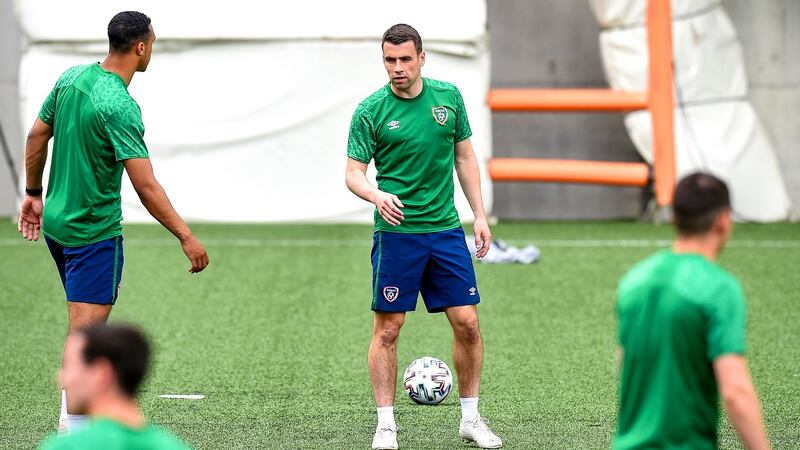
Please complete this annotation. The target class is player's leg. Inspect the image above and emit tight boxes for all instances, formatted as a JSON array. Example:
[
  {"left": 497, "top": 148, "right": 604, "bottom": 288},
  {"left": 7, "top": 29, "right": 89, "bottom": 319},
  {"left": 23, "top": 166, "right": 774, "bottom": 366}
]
[
  {"left": 60, "top": 302, "right": 112, "bottom": 431},
  {"left": 59, "top": 236, "right": 124, "bottom": 432},
  {"left": 421, "top": 229, "right": 483, "bottom": 398},
  {"left": 369, "top": 231, "right": 426, "bottom": 407},
  {"left": 67, "top": 303, "right": 113, "bottom": 332},
  {"left": 369, "top": 312, "right": 405, "bottom": 450},
  {"left": 369, "top": 311, "right": 406, "bottom": 407},
  {"left": 421, "top": 228, "right": 502, "bottom": 448},
  {"left": 45, "top": 237, "right": 73, "bottom": 433},
  {"left": 444, "top": 305, "right": 483, "bottom": 400},
  {"left": 369, "top": 231, "right": 426, "bottom": 449}
]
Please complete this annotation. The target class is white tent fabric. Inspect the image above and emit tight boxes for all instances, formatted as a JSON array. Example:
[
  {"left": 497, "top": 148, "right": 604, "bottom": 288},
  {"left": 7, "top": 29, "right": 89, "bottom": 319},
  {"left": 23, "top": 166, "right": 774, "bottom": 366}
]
[
  {"left": 16, "top": 1, "right": 491, "bottom": 223},
  {"left": 588, "top": 0, "right": 791, "bottom": 221},
  {"left": 15, "top": 0, "right": 487, "bottom": 44}
]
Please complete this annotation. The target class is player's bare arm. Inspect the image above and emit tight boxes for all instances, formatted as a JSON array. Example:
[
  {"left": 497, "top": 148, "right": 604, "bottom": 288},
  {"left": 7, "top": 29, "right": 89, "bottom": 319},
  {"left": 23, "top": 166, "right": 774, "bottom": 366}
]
[
  {"left": 18, "top": 118, "right": 53, "bottom": 241},
  {"left": 345, "top": 157, "right": 404, "bottom": 226},
  {"left": 123, "top": 158, "right": 209, "bottom": 273},
  {"left": 714, "top": 355, "right": 771, "bottom": 450},
  {"left": 454, "top": 138, "right": 490, "bottom": 258}
]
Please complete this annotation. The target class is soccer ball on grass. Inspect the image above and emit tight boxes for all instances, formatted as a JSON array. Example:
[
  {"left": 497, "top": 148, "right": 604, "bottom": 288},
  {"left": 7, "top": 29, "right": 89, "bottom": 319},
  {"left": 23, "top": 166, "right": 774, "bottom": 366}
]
[{"left": 403, "top": 357, "right": 453, "bottom": 405}]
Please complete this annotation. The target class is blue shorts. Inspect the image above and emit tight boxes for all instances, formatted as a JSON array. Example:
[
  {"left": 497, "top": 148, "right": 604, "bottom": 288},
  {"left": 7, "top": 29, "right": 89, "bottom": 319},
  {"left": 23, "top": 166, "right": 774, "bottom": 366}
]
[
  {"left": 371, "top": 227, "right": 480, "bottom": 313},
  {"left": 45, "top": 236, "right": 124, "bottom": 305}
]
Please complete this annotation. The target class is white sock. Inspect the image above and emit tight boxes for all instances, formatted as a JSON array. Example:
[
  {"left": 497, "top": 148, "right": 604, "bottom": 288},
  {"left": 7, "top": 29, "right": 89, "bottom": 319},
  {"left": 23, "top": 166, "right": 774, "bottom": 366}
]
[
  {"left": 58, "top": 390, "right": 68, "bottom": 433},
  {"left": 60, "top": 390, "right": 89, "bottom": 433},
  {"left": 460, "top": 397, "right": 480, "bottom": 423},
  {"left": 376, "top": 406, "right": 396, "bottom": 429}
]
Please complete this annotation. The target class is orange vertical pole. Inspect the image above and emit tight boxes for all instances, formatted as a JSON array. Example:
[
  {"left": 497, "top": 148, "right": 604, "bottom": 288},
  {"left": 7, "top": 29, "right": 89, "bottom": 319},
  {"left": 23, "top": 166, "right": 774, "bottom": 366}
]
[{"left": 647, "top": 0, "right": 676, "bottom": 208}]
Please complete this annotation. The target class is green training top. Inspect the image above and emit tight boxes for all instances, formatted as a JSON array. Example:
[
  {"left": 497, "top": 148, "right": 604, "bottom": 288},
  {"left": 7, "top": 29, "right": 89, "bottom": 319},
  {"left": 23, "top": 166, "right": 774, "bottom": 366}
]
[
  {"left": 37, "top": 418, "right": 192, "bottom": 450},
  {"left": 39, "top": 63, "right": 149, "bottom": 247},
  {"left": 347, "top": 78, "right": 472, "bottom": 233},
  {"left": 614, "top": 250, "right": 747, "bottom": 450}
]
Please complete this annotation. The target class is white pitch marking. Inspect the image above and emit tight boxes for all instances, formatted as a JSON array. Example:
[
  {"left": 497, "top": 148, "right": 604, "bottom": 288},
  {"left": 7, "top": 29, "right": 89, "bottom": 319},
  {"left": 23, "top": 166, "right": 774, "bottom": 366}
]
[{"left": 158, "top": 394, "right": 205, "bottom": 400}]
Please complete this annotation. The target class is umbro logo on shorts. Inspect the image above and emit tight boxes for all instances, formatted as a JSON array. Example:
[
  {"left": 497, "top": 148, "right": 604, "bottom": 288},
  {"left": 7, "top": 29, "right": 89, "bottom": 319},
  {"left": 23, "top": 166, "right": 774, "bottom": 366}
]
[
  {"left": 387, "top": 120, "right": 400, "bottom": 130},
  {"left": 383, "top": 286, "right": 400, "bottom": 302},
  {"left": 469, "top": 287, "right": 477, "bottom": 296}
]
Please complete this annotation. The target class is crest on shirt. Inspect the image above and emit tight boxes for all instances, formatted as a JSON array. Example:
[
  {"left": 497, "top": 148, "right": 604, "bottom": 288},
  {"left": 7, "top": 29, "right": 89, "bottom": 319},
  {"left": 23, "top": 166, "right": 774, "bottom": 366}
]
[
  {"left": 383, "top": 286, "right": 400, "bottom": 302},
  {"left": 432, "top": 106, "right": 449, "bottom": 126}
]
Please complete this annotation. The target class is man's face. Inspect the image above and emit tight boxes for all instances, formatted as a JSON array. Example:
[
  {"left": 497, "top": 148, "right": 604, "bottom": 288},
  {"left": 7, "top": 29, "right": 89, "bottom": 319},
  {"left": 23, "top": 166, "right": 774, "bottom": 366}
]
[
  {"left": 137, "top": 25, "right": 156, "bottom": 72},
  {"left": 60, "top": 335, "right": 95, "bottom": 414},
  {"left": 382, "top": 40, "right": 425, "bottom": 91}
]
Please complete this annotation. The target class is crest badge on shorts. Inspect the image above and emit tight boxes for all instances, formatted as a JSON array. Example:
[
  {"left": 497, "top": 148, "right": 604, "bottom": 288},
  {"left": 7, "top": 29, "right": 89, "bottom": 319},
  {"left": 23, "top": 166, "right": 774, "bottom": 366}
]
[
  {"left": 383, "top": 286, "right": 400, "bottom": 302},
  {"left": 432, "top": 106, "right": 448, "bottom": 126}
]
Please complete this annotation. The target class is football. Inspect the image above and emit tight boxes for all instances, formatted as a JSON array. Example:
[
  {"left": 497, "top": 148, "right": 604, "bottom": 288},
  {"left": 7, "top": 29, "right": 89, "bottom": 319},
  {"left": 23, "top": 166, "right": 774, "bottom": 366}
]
[{"left": 402, "top": 357, "right": 453, "bottom": 405}]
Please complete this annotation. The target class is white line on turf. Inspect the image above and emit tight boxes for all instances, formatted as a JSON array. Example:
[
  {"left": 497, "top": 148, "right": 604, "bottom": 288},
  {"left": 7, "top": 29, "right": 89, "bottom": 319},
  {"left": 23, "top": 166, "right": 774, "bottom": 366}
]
[
  {"left": 1, "top": 238, "right": 799, "bottom": 248},
  {"left": 158, "top": 394, "right": 205, "bottom": 400}
]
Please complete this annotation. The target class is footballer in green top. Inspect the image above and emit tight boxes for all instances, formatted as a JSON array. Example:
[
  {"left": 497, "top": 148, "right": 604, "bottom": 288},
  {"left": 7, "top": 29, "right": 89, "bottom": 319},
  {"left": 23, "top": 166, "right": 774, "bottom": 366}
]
[
  {"left": 614, "top": 173, "right": 770, "bottom": 450},
  {"left": 345, "top": 24, "right": 502, "bottom": 450},
  {"left": 348, "top": 77, "right": 472, "bottom": 233},
  {"left": 38, "top": 62, "right": 149, "bottom": 247},
  {"left": 37, "top": 324, "right": 192, "bottom": 450},
  {"left": 18, "top": 11, "right": 208, "bottom": 434}
]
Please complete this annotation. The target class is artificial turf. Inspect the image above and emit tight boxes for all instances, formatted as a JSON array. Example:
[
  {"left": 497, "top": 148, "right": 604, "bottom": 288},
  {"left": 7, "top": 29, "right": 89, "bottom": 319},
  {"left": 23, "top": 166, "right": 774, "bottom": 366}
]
[{"left": 0, "top": 221, "right": 798, "bottom": 449}]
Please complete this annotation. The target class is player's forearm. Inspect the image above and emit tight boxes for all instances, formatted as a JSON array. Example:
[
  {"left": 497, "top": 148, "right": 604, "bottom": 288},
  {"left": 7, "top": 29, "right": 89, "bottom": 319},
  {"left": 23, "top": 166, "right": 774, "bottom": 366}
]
[
  {"left": 346, "top": 168, "right": 380, "bottom": 204},
  {"left": 455, "top": 153, "right": 486, "bottom": 220},
  {"left": 135, "top": 182, "right": 193, "bottom": 242},
  {"left": 24, "top": 132, "right": 50, "bottom": 188},
  {"left": 724, "top": 386, "right": 770, "bottom": 450}
]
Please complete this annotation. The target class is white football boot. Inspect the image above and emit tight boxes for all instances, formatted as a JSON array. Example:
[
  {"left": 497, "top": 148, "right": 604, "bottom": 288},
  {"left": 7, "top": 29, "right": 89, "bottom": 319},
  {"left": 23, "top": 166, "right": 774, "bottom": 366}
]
[
  {"left": 459, "top": 417, "right": 503, "bottom": 448},
  {"left": 371, "top": 426, "right": 398, "bottom": 450}
]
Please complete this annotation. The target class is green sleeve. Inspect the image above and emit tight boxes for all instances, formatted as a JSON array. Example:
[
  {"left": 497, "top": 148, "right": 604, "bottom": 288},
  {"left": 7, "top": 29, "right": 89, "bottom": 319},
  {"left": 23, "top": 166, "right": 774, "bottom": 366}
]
[
  {"left": 707, "top": 278, "right": 747, "bottom": 360},
  {"left": 38, "top": 83, "right": 58, "bottom": 126},
  {"left": 453, "top": 87, "right": 472, "bottom": 143},
  {"left": 346, "top": 105, "right": 375, "bottom": 164},
  {"left": 106, "top": 100, "right": 149, "bottom": 161}
]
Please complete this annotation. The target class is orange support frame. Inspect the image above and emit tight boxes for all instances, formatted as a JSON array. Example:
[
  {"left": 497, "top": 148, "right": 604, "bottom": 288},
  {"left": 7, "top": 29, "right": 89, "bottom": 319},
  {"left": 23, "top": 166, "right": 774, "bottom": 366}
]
[
  {"left": 487, "top": 0, "right": 676, "bottom": 209},
  {"left": 489, "top": 159, "right": 650, "bottom": 186},
  {"left": 647, "top": 0, "right": 676, "bottom": 207},
  {"left": 487, "top": 89, "right": 647, "bottom": 112}
]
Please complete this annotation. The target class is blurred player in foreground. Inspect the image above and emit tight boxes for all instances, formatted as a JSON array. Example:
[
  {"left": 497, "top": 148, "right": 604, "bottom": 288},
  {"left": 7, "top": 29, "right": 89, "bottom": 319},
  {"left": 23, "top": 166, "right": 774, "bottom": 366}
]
[
  {"left": 18, "top": 11, "right": 209, "bottom": 432},
  {"left": 614, "top": 172, "right": 770, "bottom": 450},
  {"left": 38, "top": 324, "right": 192, "bottom": 450},
  {"left": 346, "top": 24, "right": 501, "bottom": 450}
]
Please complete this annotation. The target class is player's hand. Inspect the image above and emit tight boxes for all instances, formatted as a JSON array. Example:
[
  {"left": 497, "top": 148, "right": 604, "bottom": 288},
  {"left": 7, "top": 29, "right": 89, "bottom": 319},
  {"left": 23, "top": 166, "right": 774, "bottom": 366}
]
[
  {"left": 473, "top": 217, "right": 492, "bottom": 258},
  {"left": 18, "top": 195, "right": 44, "bottom": 241},
  {"left": 180, "top": 235, "right": 209, "bottom": 273},
  {"left": 372, "top": 190, "right": 404, "bottom": 226}
]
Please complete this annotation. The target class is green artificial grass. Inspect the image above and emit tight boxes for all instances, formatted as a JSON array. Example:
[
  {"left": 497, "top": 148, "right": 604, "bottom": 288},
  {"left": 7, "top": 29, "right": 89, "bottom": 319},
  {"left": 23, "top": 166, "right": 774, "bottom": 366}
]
[{"left": 0, "top": 221, "right": 798, "bottom": 449}]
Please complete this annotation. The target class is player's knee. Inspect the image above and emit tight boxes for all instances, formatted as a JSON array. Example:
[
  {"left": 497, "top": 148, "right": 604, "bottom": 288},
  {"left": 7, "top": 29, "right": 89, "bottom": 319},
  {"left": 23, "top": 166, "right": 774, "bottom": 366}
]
[
  {"left": 375, "top": 324, "right": 402, "bottom": 348},
  {"left": 455, "top": 317, "right": 481, "bottom": 344}
]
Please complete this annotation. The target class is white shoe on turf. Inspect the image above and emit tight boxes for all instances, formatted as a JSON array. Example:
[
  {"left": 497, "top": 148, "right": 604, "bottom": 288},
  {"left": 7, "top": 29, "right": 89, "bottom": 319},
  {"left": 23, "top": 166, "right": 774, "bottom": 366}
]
[
  {"left": 459, "top": 417, "right": 503, "bottom": 449},
  {"left": 372, "top": 426, "right": 398, "bottom": 449}
]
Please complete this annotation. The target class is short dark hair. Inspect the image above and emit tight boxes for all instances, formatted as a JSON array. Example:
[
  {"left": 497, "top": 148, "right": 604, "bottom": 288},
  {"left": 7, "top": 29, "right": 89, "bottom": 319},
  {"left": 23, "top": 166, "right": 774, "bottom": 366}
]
[
  {"left": 672, "top": 172, "right": 731, "bottom": 235},
  {"left": 108, "top": 11, "right": 151, "bottom": 53},
  {"left": 78, "top": 324, "right": 151, "bottom": 397},
  {"left": 382, "top": 24, "right": 422, "bottom": 54}
]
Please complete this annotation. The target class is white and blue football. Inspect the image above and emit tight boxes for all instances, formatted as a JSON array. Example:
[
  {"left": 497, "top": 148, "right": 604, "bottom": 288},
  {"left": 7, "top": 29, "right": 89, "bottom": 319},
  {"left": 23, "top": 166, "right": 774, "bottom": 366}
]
[{"left": 403, "top": 357, "right": 453, "bottom": 405}]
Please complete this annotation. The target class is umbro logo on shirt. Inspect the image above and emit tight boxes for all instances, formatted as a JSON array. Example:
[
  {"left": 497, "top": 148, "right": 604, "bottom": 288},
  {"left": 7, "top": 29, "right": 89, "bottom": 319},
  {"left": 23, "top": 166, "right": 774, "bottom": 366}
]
[{"left": 387, "top": 120, "right": 400, "bottom": 130}]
